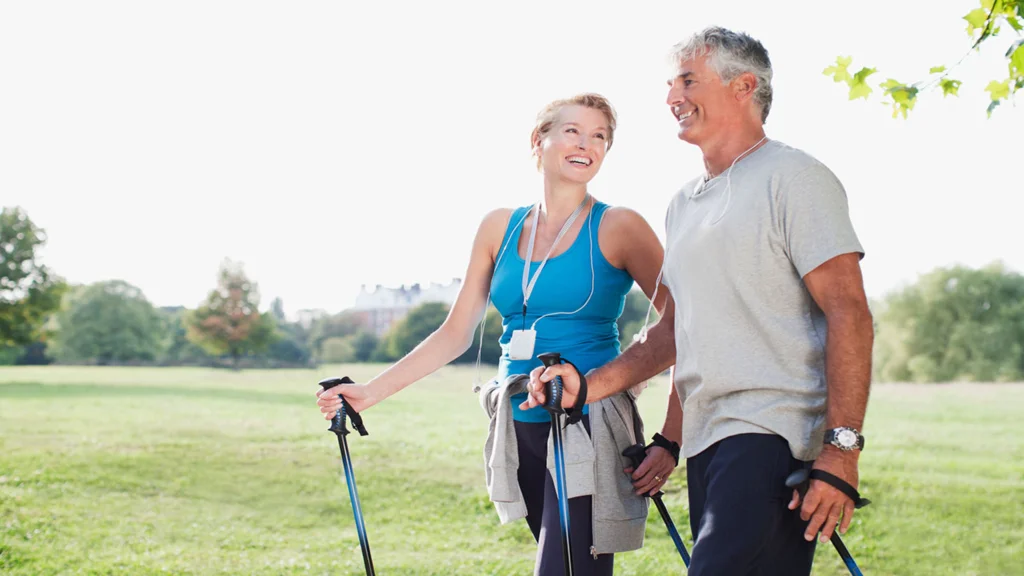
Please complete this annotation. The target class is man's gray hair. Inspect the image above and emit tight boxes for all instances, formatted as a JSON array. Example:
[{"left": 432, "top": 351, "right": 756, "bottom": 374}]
[{"left": 671, "top": 27, "right": 773, "bottom": 124}]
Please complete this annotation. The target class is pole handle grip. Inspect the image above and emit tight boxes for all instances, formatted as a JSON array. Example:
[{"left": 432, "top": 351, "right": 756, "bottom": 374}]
[
  {"left": 537, "top": 352, "right": 563, "bottom": 414},
  {"left": 622, "top": 443, "right": 664, "bottom": 498},
  {"left": 536, "top": 352, "right": 588, "bottom": 424},
  {"left": 622, "top": 443, "right": 646, "bottom": 470},
  {"left": 319, "top": 376, "right": 369, "bottom": 436}
]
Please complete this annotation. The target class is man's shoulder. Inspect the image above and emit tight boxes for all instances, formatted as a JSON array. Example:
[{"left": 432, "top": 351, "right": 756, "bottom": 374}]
[
  {"left": 762, "top": 140, "right": 837, "bottom": 181},
  {"left": 668, "top": 175, "right": 703, "bottom": 209}
]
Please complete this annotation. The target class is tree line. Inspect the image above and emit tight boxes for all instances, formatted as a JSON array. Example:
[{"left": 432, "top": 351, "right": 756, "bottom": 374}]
[
  {"left": 0, "top": 206, "right": 651, "bottom": 369},
  {"left": 2, "top": 206, "right": 1023, "bottom": 382}
]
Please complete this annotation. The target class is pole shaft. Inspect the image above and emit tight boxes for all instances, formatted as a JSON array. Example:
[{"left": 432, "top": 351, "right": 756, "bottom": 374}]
[
  {"left": 338, "top": 434, "right": 375, "bottom": 576},
  {"left": 652, "top": 496, "right": 690, "bottom": 567},
  {"left": 550, "top": 414, "right": 573, "bottom": 576},
  {"left": 830, "top": 533, "right": 863, "bottom": 576}
]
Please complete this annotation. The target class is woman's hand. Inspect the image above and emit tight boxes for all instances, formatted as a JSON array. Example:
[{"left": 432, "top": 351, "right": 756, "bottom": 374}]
[
  {"left": 625, "top": 445, "right": 677, "bottom": 496},
  {"left": 315, "top": 382, "right": 381, "bottom": 418}
]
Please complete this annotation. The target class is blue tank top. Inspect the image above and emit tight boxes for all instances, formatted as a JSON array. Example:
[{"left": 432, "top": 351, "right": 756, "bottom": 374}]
[{"left": 490, "top": 201, "right": 635, "bottom": 422}]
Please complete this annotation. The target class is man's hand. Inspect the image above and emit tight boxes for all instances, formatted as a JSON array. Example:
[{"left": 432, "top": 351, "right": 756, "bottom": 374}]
[
  {"left": 520, "top": 364, "right": 581, "bottom": 411},
  {"left": 789, "top": 447, "right": 860, "bottom": 542}
]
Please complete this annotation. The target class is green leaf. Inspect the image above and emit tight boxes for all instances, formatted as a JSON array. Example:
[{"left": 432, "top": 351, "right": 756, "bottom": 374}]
[
  {"left": 853, "top": 67, "right": 877, "bottom": 83},
  {"left": 987, "top": 98, "right": 1001, "bottom": 118},
  {"left": 890, "top": 100, "right": 917, "bottom": 119},
  {"left": 847, "top": 67, "right": 877, "bottom": 100},
  {"left": 879, "top": 78, "right": 904, "bottom": 94},
  {"left": 986, "top": 79, "right": 1011, "bottom": 100},
  {"left": 984, "top": 0, "right": 1010, "bottom": 15},
  {"left": 930, "top": 65, "right": 947, "bottom": 74},
  {"left": 849, "top": 83, "right": 872, "bottom": 100},
  {"left": 891, "top": 86, "right": 919, "bottom": 104},
  {"left": 823, "top": 56, "right": 853, "bottom": 84},
  {"left": 880, "top": 78, "right": 899, "bottom": 90},
  {"left": 1009, "top": 43, "right": 1024, "bottom": 75},
  {"left": 1007, "top": 15, "right": 1023, "bottom": 31},
  {"left": 879, "top": 79, "right": 918, "bottom": 119},
  {"left": 964, "top": 7, "right": 990, "bottom": 34},
  {"left": 940, "top": 78, "right": 963, "bottom": 97}
]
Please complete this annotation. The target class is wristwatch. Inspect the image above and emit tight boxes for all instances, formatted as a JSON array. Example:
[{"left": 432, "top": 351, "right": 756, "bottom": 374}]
[{"left": 824, "top": 427, "right": 865, "bottom": 451}]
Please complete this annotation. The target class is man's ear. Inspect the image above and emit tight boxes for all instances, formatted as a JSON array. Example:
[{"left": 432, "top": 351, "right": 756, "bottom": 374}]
[{"left": 733, "top": 71, "right": 758, "bottom": 102}]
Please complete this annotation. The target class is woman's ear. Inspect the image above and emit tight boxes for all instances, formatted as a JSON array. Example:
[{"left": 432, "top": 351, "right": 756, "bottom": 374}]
[{"left": 532, "top": 135, "right": 544, "bottom": 158}]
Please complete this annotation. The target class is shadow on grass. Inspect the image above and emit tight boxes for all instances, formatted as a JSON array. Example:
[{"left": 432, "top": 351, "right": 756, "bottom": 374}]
[{"left": 0, "top": 382, "right": 308, "bottom": 405}]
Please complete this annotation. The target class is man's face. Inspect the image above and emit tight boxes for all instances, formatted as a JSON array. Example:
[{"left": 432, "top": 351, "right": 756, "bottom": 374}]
[{"left": 665, "top": 55, "right": 736, "bottom": 146}]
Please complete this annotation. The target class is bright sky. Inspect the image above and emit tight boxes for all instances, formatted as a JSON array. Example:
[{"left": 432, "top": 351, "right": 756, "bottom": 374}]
[{"left": 2, "top": 1, "right": 1020, "bottom": 319}]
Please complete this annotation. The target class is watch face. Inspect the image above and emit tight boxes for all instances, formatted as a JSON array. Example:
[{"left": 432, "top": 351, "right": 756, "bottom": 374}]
[{"left": 837, "top": 429, "right": 857, "bottom": 447}]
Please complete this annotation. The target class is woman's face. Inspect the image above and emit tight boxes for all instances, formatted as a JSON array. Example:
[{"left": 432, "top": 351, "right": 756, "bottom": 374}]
[{"left": 535, "top": 105, "right": 610, "bottom": 184}]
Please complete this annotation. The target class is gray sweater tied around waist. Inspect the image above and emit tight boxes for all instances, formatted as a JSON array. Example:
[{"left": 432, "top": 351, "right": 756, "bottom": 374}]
[{"left": 479, "top": 374, "right": 649, "bottom": 555}]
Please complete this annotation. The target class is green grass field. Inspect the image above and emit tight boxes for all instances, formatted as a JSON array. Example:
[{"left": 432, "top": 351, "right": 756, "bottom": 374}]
[{"left": 1, "top": 365, "right": 1021, "bottom": 575}]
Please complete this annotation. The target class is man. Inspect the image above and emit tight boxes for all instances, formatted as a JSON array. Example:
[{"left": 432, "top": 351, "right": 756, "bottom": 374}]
[{"left": 521, "top": 26, "right": 874, "bottom": 575}]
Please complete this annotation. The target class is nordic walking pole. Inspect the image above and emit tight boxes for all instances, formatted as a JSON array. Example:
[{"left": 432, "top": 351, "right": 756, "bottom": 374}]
[
  {"left": 319, "top": 376, "right": 375, "bottom": 576},
  {"left": 537, "top": 352, "right": 588, "bottom": 576},
  {"left": 786, "top": 468, "right": 870, "bottom": 576},
  {"left": 622, "top": 444, "right": 691, "bottom": 568}
]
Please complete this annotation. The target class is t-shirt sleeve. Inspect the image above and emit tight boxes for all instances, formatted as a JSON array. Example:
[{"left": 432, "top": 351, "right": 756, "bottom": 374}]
[
  {"left": 779, "top": 162, "right": 865, "bottom": 278},
  {"left": 664, "top": 187, "right": 690, "bottom": 237},
  {"left": 663, "top": 193, "right": 678, "bottom": 243}
]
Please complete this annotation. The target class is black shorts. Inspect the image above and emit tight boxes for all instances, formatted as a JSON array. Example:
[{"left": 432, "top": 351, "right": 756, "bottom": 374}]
[{"left": 687, "top": 433, "right": 818, "bottom": 576}]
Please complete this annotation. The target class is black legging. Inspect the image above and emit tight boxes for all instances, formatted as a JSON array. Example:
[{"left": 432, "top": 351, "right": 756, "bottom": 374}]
[{"left": 514, "top": 416, "right": 614, "bottom": 576}]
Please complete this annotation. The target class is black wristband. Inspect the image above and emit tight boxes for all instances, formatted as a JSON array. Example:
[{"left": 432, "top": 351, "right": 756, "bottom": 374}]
[
  {"left": 808, "top": 469, "right": 871, "bottom": 509},
  {"left": 649, "top": 433, "right": 681, "bottom": 466}
]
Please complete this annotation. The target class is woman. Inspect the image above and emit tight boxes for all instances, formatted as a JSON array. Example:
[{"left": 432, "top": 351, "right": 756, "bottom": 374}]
[{"left": 316, "top": 93, "right": 668, "bottom": 574}]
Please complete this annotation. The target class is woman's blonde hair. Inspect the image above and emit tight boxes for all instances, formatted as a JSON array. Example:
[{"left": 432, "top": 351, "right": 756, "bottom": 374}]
[{"left": 530, "top": 93, "right": 617, "bottom": 168}]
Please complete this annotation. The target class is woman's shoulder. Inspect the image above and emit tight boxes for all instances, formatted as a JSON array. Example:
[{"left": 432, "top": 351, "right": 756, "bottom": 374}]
[
  {"left": 479, "top": 206, "right": 527, "bottom": 237},
  {"left": 595, "top": 204, "right": 655, "bottom": 236},
  {"left": 476, "top": 207, "right": 528, "bottom": 259},
  {"left": 591, "top": 203, "right": 659, "bottom": 271},
  {"left": 481, "top": 207, "right": 515, "bottom": 226}
]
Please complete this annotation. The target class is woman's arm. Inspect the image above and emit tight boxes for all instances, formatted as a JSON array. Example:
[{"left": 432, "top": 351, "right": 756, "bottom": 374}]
[
  {"left": 316, "top": 208, "right": 511, "bottom": 415},
  {"left": 599, "top": 206, "right": 670, "bottom": 313},
  {"left": 590, "top": 206, "right": 677, "bottom": 400}
]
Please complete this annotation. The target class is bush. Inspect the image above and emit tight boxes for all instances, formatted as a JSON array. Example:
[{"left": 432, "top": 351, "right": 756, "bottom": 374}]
[{"left": 320, "top": 336, "right": 357, "bottom": 363}]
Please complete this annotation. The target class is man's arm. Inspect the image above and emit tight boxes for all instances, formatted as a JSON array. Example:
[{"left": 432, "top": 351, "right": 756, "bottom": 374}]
[
  {"left": 520, "top": 295, "right": 676, "bottom": 410},
  {"left": 806, "top": 252, "right": 873, "bottom": 435},
  {"left": 588, "top": 298, "right": 676, "bottom": 402},
  {"left": 791, "top": 252, "right": 874, "bottom": 542}
]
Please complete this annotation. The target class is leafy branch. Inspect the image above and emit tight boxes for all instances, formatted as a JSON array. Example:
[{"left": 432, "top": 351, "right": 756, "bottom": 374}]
[{"left": 824, "top": 0, "right": 1023, "bottom": 118}]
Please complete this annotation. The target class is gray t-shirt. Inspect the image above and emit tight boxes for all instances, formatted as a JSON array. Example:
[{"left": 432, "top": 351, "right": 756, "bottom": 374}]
[{"left": 663, "top": 139, "right": 864, "bottom": 461}]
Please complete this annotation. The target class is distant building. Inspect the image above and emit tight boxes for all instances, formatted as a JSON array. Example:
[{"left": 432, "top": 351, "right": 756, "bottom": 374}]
[
  {"left": 294, "top": 308, "right": 329, "bottom": 330},
  {"left": 352, "top": 279, "right": 461, "bottom": 336}
]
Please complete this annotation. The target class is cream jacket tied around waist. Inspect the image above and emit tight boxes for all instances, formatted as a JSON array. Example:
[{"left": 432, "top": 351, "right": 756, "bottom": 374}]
[{"left": 479, "top": 374, "right": 650, "bottom": 555}]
